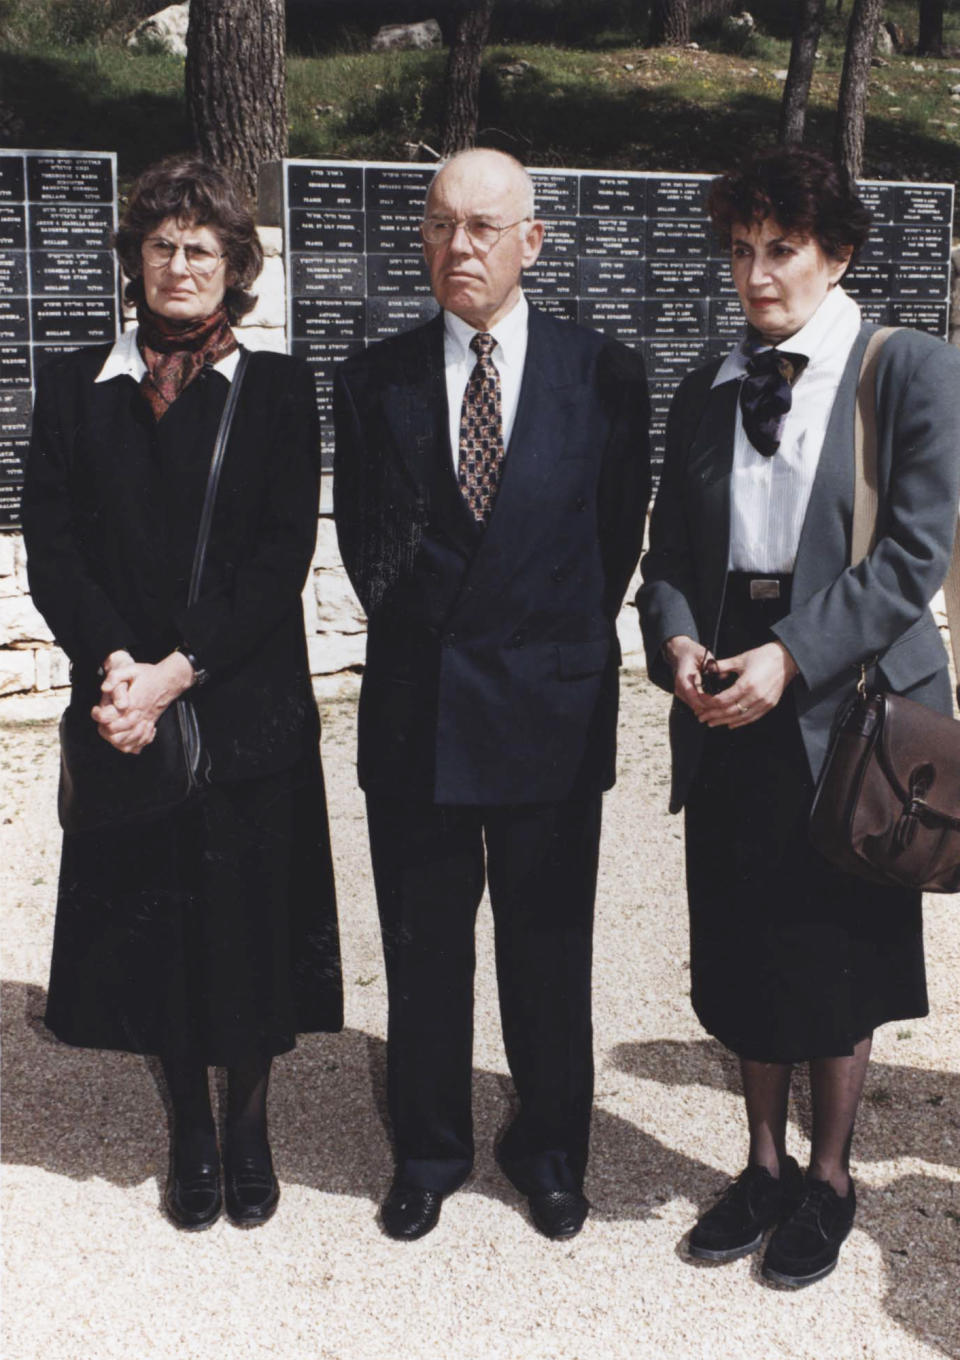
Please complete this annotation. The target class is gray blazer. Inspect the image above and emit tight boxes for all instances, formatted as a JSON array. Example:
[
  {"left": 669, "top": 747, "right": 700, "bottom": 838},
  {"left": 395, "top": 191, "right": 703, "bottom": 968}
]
[{"left": 638, "top": 323, "right": 960, "bottom": 813}]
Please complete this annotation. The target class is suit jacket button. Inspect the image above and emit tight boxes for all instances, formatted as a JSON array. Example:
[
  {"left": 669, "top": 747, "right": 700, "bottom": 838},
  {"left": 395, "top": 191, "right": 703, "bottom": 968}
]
[
  {"left": 575, "top": 496, "right": 587, "bottom": 511},
  {"left": 443, "top": 632, "right": 456, "bottom": 646},
  {"left": 510, "top": 629, "right": 525, "bottom": 646},
  {"left": 551, "top": 566, "right": 567, "bottom": 583}
]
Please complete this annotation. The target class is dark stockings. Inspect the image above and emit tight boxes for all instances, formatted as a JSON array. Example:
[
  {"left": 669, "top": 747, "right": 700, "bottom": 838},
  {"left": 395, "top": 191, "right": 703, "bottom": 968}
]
[
  {"left": 160, "top": 1053, "right": 274, "bottom": 1163},
  {"left": 808, "top": 1034, "right": 872, "bottom": 1195},
  {"left": 160, "top": 1056, "right": 216, "bottom": 1162},
  {"left": 226, "top": 1054, "right": 273, "bottom": 1161},
  {"left": 740, "top": 1033, "right": 872, "bottom": 1198},
  {"left": 741, "top": 1058, "right": 792, "bottom": 1177}
]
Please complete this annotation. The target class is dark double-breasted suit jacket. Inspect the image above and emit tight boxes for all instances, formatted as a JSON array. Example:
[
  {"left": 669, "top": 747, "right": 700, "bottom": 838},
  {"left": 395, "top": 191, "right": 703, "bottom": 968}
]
[
  {"left": 333, "top": 304, "right": 651, "bottom": 806},
  {"left": 638, "top": 323, "right": 960, "bottom": 814}
]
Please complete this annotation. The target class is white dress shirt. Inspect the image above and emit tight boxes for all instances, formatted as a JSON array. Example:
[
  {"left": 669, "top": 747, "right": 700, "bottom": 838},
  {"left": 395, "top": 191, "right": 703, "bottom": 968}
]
[
  {"left": 94, "top": 323, "right": 242, "bottom": 384},
  {"left": 443, "top": 292, "right": 529, "bottom": 470},
  {"left": 712, "top": 284, "right": 862, "bottom": 573}
]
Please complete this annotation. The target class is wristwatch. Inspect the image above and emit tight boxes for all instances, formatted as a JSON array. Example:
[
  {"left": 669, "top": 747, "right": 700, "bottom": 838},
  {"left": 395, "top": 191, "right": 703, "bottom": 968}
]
[{"left": 176, "top": 645, "right": 209, "bottom": 687}]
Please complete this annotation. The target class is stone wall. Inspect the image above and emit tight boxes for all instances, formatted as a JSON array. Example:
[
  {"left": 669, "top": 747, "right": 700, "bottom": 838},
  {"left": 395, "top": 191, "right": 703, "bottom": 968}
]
[{"left": 1, "top": 229, "right": 957, "bottom": 695}]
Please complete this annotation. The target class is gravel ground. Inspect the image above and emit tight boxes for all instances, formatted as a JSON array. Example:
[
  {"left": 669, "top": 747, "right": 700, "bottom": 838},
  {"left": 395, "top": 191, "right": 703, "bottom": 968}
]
[{"left": 2, "top": 668, "right": 959, "bottom": 1360}]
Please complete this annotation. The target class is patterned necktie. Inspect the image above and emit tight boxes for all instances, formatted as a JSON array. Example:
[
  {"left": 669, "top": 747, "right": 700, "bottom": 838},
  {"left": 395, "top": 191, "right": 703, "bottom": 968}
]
[
  {"left": 738, "top": 344, "right": 809, "bottom": 457},
  {"left": 458, "top": 331, "right": 505, "bottom": 525}
]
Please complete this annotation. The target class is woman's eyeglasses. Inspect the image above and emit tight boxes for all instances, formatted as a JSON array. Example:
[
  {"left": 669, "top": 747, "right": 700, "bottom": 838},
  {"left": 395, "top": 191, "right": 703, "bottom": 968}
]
[{"left": 142, "top": 238, "right": 226, "bottom": 277}]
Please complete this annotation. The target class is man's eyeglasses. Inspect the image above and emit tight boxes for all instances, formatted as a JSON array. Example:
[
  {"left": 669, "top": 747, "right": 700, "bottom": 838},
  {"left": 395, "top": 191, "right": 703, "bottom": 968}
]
[
  {"left": 142, "top": 238, "right": 227, "bottom": 277},
  {"left": 420, "top": 216, "right": 530, "bottom": 250}
]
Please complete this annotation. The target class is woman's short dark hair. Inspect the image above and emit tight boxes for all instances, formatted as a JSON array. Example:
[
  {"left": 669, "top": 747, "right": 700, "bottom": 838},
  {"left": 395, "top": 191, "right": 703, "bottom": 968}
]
[
  {"left": 115, "top": 155, "right": 263, "bottom": 321},
  {"left": 708, "top": 147, "right": 872, "bottom": 264}
]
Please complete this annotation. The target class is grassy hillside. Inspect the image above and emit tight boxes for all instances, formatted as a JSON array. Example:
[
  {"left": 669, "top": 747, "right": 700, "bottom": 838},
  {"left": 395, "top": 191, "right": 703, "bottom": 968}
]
[{"left": 1, "top": 1, "right": 957, "bottom": 214}]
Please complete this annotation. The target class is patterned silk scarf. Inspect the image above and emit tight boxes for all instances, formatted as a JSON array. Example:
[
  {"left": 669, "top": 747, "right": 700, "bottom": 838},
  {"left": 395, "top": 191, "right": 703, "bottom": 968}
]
[
  {"left": 738, "top": 338, "right": 809, "bottom": 457},
  {"left": 136, "top": 302, "right": 237, "bottom": 421}
]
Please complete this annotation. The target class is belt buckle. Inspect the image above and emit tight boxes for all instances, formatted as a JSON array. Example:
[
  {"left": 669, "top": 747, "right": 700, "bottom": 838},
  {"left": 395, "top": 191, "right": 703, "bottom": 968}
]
[{"left": 749, "top": 578, "right": 780, "bottom": 601}]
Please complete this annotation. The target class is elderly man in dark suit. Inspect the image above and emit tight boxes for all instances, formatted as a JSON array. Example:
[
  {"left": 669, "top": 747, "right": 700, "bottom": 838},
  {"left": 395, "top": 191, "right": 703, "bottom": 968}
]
[{"left": 333, "top": 148, "right": 650, "bottom": 1241}]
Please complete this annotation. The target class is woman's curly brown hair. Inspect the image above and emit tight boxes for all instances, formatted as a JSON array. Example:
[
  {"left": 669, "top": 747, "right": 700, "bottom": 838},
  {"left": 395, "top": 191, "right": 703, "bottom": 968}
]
[
  {"left": 708, "top": 146, "right": 872, "bottom": 265},
  {"left": 114, "top": 155, "right": 263, "bottom": 321}
]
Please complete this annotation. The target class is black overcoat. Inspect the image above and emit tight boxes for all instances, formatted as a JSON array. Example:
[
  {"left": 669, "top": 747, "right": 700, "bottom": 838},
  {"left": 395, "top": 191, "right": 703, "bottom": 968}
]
[
  {"left": 23, "top": 345, "right": 322, "bottom": 782},
  {"left": 21, "top": 343, "right": 344, "bottom": 1058}
]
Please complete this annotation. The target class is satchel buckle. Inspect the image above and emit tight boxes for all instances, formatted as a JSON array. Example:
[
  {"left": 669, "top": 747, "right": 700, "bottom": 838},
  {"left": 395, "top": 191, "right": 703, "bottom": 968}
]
[
  {"left": 856, "top": 657, "right": 878, "bottom": 698},
  {"left": 894, "top": 766, "right": 935, "bottom": 852}
]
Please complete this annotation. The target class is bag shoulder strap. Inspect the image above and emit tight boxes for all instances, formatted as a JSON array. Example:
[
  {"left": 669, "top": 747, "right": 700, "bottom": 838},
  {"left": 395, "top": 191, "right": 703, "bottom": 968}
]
[
  {"left": 852, "top": 325, "right": 960, "bottom": 698},
  {"left": 187, "top": 347, "right": 250, "bottom": 607}
]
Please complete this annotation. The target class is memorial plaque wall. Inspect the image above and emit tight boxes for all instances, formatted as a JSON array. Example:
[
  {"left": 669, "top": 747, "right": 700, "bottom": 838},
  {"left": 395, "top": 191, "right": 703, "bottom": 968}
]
[
  {"left": 0, "top": 151, "right": 118, "bottom": 529},
  {"left": 283, "top": 160, "right": 954, "bottom": 494}
]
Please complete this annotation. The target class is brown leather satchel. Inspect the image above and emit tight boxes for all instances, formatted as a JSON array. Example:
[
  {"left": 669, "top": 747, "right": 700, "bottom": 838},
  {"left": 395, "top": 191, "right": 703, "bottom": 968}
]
[{"left": 809, "top": 329, "right": 960, "bottom": 893}]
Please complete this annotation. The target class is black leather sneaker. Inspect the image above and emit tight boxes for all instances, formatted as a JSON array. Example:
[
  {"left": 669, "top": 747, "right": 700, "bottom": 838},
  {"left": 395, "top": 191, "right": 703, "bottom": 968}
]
[
  {"left": 762, "top": 1176, "right": 856, "bottom": 1287},
  {"left": 689, "top": 1156, "right": 803, "bottom": 1262}
]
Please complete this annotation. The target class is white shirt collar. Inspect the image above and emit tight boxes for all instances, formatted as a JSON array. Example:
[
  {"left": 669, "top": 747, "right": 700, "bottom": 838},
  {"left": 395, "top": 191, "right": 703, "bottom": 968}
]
[
  {"left": 443, "top": 291, "right": 528, "bottom": 368},
  {"left": 712, "top": 285, "right": 860, "bottom": 388},
  {"left": 94, "top": 323, "right": 242, "bottom": 384}
]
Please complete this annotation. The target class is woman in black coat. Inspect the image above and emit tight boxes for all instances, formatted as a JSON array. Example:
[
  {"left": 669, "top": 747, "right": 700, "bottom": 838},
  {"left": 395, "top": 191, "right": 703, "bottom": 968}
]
[
  {"left": 638, "top": 148, "right": 960, "bottom": 1287},
  {"left": 22, "top": 157, "right": 343, "bottom": 1231}
]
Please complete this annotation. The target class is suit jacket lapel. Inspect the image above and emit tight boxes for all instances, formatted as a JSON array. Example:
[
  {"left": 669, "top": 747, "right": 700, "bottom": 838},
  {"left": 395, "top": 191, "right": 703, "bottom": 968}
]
[
  {"left": 688, "top": 379, "right": 738, "bottom": 645},
  {"left": 469, "top": 306, "right": 585, "bottom": 583},
  {"left": 382, "top": 314, "right": 480, "bottom": 558},
  {"left": 792, "top": 324, "right": 874, "bottom": 603}
]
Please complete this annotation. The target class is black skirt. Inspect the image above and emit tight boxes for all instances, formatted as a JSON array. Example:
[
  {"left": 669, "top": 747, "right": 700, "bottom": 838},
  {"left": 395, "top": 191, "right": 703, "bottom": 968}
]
[
  {"left": 45, "top": 744, "right": 343, "bottom": 1065},
  {"left": 684, "top": 574, "right": 927, "bottom": 1064}
]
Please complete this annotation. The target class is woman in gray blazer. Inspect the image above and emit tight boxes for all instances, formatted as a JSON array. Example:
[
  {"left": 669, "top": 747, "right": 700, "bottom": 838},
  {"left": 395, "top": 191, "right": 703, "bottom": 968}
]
[{"left": 638, "top": 147, "right": 960, "bottom": 1288}]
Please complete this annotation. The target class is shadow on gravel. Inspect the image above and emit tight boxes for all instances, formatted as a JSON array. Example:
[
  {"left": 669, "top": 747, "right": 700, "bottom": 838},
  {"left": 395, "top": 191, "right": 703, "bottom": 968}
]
[
  {"left": 612, "top": 1037, "right": 960, "bottom": 1360},
  {"left": 2, "top": 980, "right": 714, "bottom": 1227}
]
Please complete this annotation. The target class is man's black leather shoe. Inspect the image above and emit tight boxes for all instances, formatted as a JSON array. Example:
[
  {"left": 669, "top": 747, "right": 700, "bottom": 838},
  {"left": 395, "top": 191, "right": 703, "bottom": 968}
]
[
  {"left": 163, "top": 1144, "right": 222, "bottom": 1231},
  {"left": 689, "top": 1156, "right": 802, "bottom": 1261},
  {"left": 528, "top": 1189, "right": 589, "bottom": 1240},
  {"left": 224, "top": 1143, "right": 280, "bottom": 1227},
  {"left": 380, "top": 1184, "right": 444, "bottom": 1241}
]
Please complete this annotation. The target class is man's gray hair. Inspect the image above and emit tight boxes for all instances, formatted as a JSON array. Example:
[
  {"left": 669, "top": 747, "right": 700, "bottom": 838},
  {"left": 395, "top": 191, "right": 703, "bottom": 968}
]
[{"left": 426, "top": 149, "right": 536, "bottom": 220}]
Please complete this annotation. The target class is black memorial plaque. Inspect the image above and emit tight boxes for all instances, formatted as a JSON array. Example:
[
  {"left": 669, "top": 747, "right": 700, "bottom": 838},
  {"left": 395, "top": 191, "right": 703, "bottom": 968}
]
[
  {"left": 27, "top": 154, "right": 113, "bottom": 204},
  {"left": 292, "top": 254, "right": 365, "bottom": 298},
  {"left": 366, "top": 253, "right": 431, "bottom": 296},
  {"left": 289, "top": 210, "right": 364, "bottom": 254},
  {"left": 525, "top": 258, "right": 578, "bottom": 299},
  {"left": 282, "top": 161, "right": 954, "bottom": 486},
  {"left": 287, "top": 164, "right": 363, "bottom": 210},
  {"left": 535, "top": 217, "right": 579, "bottom": 259},
  {"left": 0, "top": 298, "right": 29, "bottom": 344},
  {"left": 365, "top": 211, "right": 421, "bottom": 255},
  {"left": 580, "top": 258, "right": 644, "bottom": 298},
  {"left": 0, "top": 150, "right": 118, "bottom": 528},
  {"left": 366, "top": 166, "right": 433, "bottom": 211},
  {"left": 0, "top": 207, "right": 26, "bottom": 251},
  {"left": 529, "top": 172, "right": 578, "bottom": 217},
  {"left": 29, "top": 203, "right": 113, "bottom": 252},
  {"left": 0, "top": 159, "right": 25, "bottom": 203},
  {"left": 31, "top": 296, "right": 117, "bottom": 343},
  {"left": 578, "top": 175, "right": 646, "bottom": 218}
]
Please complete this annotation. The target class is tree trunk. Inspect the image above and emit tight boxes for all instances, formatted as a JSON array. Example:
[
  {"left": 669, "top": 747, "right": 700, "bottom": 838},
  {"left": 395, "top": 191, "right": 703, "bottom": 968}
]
[
  {"left": 440, "top": 0, "right": 495, "bottom": 156},
  {"left": 779, "top": 0, "right": 825, "bottom": 146},
  {"left": 185, "top": 0, "right": 287, "bottom": 204},
  {"left": 649, "top": 0, "right": 690, "bottom": 46},
  {"left": 834, "top": 0, "right": 883, "bottom": 179},
  {"left": 917, "top": 0, "right": 944, "bottom": 56}
]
